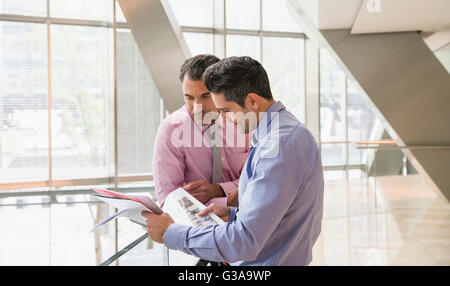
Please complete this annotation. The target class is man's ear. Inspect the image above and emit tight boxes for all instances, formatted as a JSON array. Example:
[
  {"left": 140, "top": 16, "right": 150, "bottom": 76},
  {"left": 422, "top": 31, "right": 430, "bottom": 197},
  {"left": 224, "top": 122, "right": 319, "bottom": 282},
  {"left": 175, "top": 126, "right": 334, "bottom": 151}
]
[{"left": 245, "top": 93, "right": 260, "bottom": 111}]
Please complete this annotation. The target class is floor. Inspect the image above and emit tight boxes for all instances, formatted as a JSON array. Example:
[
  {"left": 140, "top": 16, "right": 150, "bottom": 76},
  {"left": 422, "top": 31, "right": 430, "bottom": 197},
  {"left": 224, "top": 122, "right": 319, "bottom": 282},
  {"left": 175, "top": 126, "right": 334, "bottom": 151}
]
[{"left": 310, "top": 174, "right": 450, "bottom": 266}]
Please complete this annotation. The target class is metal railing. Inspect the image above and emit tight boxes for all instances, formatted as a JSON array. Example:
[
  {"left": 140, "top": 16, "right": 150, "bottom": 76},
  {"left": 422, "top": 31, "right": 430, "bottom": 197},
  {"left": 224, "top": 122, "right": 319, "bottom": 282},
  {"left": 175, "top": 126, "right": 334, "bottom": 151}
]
[{"left": 0, "top": 175, "right": 153, "bottom": 192}]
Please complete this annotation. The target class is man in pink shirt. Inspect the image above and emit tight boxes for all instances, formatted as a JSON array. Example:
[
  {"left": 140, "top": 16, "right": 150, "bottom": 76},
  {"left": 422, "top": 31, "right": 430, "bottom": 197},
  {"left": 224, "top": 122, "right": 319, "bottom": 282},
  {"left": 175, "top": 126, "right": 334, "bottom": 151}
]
[{"left": 153, "top": 54, "right": 250, "bottom": 207}]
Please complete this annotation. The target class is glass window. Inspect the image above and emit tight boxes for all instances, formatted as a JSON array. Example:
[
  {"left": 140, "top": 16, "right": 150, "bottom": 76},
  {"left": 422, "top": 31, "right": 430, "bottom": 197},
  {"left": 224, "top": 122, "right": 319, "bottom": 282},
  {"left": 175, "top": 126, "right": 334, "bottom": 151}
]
[
  {"left": 226, "top": 0, "right": 260, "bottom": 30},
  {"left": 226, "top": 34, "right": 260, "bottom": 60},
  {"left": 0, "top": 192, "right": 118, "bottom": 266},
  {"left": 182, "top": 32, "right": 214, "bottom": 55},
  {"left": 320, "top": 49, "right": 346, "bottom": 141},
  {"left": 262, "top": 0, "right": 302, "bottom": 32},
  {"left": 117, "top": 217, "right": 166, "bottom": 265},
  {"left": 348, "top": 144, "right": 363, "bottom": 166},
  {"left": 347, "top": 79, "right": 376, "bottom": 141},
  {"left": 168, "top": 0, "right": 213, "bottom": 27},
  {"left": 50, "top": 0, "right": 113, "bottom": 22},
  {"left": 263, "top": 36, "right": 304, "bottom": 121},
  {"left": 116, "top": 182, "right": 165, "bottom": 265},
  {"left": 0, "top": 0, "right": 46, "bottom": 16},
  {"left": 321, "top": 143, "right": 346, "bottom": 167},
  {"left": 116, "top": 29, "right": 161, "bottom": 176},
  {"left": 0, "top": 21, "right": 48, "bottom": 182},
  {"left": 347, "top": 79, "right": 377, "bottom": 164},
  {"left": 51, "top": 25, "right": 114, "bottom": 179},
  {"left": 0, "top": 204, "right": 50, "bottom": 265},
  {"left": 115, "top": 0, "right": 127, "bottom": 23},
  {"left": 320, "top": 49, "right": 346, "bottom": 166},
  {"left": 50, "top": 198, "right": 116, "bottom": 265}
]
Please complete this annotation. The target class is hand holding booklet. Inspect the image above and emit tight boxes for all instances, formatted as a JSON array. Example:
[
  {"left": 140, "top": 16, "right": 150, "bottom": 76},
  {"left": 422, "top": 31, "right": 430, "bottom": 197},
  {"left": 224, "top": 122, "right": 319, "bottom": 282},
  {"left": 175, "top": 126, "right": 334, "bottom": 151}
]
[{"left": 90, "top": 187, "right": 224, "bottom": 232}]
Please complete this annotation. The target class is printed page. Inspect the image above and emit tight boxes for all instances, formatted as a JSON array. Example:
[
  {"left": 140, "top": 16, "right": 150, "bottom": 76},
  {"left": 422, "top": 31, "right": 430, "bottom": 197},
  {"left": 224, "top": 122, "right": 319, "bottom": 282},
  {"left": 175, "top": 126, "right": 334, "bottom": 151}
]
[{"left": 163, "top": 187, "right": 225, "bottom": 226}]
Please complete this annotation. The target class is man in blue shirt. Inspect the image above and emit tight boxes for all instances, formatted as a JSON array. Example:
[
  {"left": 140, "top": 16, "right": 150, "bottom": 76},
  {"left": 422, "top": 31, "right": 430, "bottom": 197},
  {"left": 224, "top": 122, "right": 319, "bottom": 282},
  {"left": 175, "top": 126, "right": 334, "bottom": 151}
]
[{"left": 142, "top": 56, "right": 324, "bottom": 266}]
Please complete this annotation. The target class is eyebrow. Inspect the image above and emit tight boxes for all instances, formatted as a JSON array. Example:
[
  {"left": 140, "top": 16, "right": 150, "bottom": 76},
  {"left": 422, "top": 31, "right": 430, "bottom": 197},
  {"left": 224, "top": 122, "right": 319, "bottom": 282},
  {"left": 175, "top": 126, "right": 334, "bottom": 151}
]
[{"left": 184, "top": 92, "right": 210, "bottom": 97}]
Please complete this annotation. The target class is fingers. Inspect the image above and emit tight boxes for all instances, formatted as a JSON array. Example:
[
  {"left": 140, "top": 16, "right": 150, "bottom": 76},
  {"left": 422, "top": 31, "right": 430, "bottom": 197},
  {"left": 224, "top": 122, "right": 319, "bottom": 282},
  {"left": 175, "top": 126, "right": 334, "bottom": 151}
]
[
  {"left": 141, "top": 211, "right": 172, "bottom": 221},
  {"left": 198, "top": 204, "right": 215, "bottom": 217},
  {"left": 141, "top": 211, "right": 154, "bottom": 219},
  {"left": 182, "top": 182, "right": 193, "bottom": 191},
  {"left": 183, "top": 180, "right": 204, "bottom": 192}
]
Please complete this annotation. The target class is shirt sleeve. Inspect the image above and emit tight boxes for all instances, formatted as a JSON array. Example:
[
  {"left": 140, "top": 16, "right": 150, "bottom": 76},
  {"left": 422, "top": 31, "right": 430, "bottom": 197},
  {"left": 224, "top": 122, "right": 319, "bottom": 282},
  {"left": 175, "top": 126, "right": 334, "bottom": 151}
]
[
  {"left": 218, "top": 179, "right": 239, "bottom": 196},
  {"left": 229, "top": 206, "right": 237, "bottom": 222},
  {"left": 163, "top": 134, "right": 306, "bottom": 263},
  {"left": 153, "top": 122, "right": 186, "bottom": 207},
  {"left": 206, "top": 197, "right": 227, "bottom": 206}
]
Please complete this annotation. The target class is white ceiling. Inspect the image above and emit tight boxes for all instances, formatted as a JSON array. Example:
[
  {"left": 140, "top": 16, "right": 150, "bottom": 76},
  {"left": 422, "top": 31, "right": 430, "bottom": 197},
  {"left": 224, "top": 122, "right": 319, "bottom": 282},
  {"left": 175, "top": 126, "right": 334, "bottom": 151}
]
[
  {"left": 292, "top": 0, "right": 363, "bottom": 30},
  {"left": 292, "top": 0, "right": 450, "bottom": 34},
  {"left": 351, "top": 0, "right": 450, "bottom": 34}
]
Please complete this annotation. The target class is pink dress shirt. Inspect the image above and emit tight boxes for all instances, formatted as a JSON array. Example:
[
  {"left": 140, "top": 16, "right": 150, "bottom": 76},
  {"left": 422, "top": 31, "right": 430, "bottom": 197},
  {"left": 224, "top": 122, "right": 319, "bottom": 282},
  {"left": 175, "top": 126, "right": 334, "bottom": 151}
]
[{"left": 153, "top": 105, "right": 250, "bottom": 207}]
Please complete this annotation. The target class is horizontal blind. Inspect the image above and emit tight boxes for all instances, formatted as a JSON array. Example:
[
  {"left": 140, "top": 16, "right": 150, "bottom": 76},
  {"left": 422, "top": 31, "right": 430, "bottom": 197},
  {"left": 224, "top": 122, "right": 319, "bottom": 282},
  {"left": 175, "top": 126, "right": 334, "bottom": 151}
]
[
  {"left": 0, "top": 21, "right": 48, "bottom": 183},
  {"left": 0, "top": 0, "right": 46, "bottom": 17},
  {"left": 51, "top": 24, "right": 113, "bottom": 179},
  {"left": 116, "top": 29, "right": 161, "bottom": 176}
]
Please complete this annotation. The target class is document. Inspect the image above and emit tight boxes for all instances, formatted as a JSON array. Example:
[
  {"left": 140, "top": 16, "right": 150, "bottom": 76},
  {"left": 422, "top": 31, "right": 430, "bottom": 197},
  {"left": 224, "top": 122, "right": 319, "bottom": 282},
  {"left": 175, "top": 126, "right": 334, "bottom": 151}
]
[
  {"left": 90, "top": 187, "right": 224, "bottom": 232},
  {"left": 162, "top": 187, "right": 225, "bottom": 227}
]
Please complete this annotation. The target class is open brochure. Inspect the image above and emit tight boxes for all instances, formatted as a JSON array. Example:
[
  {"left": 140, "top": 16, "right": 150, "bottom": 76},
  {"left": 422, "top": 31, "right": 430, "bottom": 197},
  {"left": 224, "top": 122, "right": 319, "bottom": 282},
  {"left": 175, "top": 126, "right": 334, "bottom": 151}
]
[{"left": 90, "top": 187, "right": 224, "bottom": 232}]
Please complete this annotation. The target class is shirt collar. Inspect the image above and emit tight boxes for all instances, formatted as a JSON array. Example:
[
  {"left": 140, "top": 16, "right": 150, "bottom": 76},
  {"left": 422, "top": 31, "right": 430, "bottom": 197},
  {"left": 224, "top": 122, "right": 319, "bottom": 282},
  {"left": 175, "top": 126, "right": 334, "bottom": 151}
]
[{"left": 251, "top": 101, "right": 285, "bottom": 147}]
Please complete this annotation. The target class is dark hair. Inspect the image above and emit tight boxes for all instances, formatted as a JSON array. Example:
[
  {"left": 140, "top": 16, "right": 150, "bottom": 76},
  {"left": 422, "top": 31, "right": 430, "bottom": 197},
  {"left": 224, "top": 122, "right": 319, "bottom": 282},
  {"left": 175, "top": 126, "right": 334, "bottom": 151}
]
[
  {"left": 202, "top": 56, "right": 273, "bottom": 106},
  {"left": 179, "top": 54, "right": 220, "bottom": 82}
]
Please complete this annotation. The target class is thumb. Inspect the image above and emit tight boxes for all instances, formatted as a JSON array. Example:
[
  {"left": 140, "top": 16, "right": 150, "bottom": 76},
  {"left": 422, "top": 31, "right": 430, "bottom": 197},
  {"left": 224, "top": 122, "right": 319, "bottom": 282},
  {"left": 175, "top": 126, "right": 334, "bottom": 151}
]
[
  {"left": 183, "top": 180, "right": 202, "bottom": 192},
  {"left": 198, "top": 204, "right": 214, "bottom": 217},
  {"left": 183, "top": 182, "right": 195, "bottom": 191},
  {"left": 141, "top": 211, "right": 153, "bottom": 219}
]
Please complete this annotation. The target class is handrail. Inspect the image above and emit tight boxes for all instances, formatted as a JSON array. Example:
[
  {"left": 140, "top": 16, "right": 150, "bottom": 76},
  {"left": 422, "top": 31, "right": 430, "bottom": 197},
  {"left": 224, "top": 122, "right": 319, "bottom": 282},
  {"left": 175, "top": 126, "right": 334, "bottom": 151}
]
[
  {"left": 354, "top": 140, "right": 396, "bottom": 145},
  {"left": 354, "top": 140, "right": 450, "bottom": 150},
  {"left": 317, "top": 140, "right": 396, "bottom": 145},
  {"left": 0, "top": 184, "right": 155, "bottom": 206},
  {"left": 317, "top": 140, "right": 352, "bottom": 144},
  {"left": 356, "top": 145, "right": 450, "bottom": 150},
  {"left": 0, "top": 174, "right": 153, "bottom": 191}
]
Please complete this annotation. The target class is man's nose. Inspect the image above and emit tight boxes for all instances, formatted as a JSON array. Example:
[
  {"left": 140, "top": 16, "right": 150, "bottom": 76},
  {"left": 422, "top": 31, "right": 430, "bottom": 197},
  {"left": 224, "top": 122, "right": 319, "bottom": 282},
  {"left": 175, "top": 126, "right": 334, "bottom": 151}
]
[{"left": 193, "top": 101, "right": 203, "bottom": 114}]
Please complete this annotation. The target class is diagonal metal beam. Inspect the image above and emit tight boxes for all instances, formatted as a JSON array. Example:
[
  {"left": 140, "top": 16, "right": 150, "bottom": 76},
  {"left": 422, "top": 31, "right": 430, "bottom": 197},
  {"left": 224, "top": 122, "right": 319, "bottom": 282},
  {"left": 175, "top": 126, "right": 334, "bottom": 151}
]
[{"left": 117, "top": 0, "right": 190, "bottom": 113}]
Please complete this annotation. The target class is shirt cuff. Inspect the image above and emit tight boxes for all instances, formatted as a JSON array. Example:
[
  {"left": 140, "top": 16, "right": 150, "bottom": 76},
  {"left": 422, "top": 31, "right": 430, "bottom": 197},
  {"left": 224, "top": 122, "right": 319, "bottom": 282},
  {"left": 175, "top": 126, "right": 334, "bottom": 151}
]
[
  {"left": 229, "top": 207, "right": 237, "bottom": 222},
  {"left": 163, "top": 223, "right": 191, "bottom": 250},
  {"left": 218, "top": 181, "right": 236, "bottom": 196},
  {"left": 206, "top": 197, "right": 227, "bottom": 207}
]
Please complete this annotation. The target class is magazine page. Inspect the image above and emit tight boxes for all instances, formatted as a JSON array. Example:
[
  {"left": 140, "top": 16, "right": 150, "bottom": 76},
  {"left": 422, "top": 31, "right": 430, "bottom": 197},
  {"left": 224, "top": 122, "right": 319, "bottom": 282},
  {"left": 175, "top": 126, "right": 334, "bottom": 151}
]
[
  {"left": 162, "top": 187, "right": 225, "bottom": 226},
  {"left": 92, "top": 188, "right": 162, "bottom": 214},
  {"left": 92, "top": 195, "right": 150, "bottom": 227}
]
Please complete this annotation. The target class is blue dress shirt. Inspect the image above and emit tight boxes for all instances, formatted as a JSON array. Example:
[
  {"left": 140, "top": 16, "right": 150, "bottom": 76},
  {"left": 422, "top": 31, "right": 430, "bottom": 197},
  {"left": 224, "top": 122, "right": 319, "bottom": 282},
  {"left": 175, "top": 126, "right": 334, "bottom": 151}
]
[{"left": 164, "top": 101, "right": 324, "bottom": 265}]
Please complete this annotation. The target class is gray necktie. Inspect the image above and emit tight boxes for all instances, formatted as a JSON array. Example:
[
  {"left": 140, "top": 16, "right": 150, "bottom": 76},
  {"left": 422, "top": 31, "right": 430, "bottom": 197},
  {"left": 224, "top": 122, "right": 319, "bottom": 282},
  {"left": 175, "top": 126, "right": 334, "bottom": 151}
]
[{"left": 209, "top": 123, "right": 222, "bottom": 184}]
